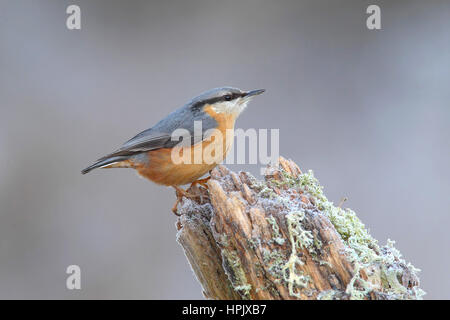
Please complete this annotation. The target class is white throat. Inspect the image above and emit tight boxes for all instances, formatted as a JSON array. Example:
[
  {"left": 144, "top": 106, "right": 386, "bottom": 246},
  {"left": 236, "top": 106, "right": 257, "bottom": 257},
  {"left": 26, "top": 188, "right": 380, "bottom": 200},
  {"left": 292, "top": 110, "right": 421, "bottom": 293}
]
[{"left": 211, "top": 98, "right": 250, "bottom": 116}]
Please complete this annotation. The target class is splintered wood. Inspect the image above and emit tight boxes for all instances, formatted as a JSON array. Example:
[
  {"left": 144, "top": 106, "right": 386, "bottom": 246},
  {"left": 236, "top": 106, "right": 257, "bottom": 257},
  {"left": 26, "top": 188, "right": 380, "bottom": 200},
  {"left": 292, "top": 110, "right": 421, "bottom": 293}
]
[{"left": 175, "top": 157, "right": 422, "bottom": 300}]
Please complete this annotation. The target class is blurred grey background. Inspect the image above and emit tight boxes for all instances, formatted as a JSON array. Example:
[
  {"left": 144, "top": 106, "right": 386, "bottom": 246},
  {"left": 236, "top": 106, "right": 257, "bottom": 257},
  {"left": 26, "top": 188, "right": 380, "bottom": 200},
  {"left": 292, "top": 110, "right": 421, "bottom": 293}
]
[{"left": 0, "top": 0, "right": 449, "bottom": 299}]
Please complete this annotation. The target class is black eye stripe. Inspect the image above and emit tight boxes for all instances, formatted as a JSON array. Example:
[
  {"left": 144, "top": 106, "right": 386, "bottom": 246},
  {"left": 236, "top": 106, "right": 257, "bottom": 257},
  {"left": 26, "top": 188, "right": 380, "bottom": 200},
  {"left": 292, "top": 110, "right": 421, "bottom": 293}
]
[{"left": 191, "top": 92, "right": 245, "bottom": 110}]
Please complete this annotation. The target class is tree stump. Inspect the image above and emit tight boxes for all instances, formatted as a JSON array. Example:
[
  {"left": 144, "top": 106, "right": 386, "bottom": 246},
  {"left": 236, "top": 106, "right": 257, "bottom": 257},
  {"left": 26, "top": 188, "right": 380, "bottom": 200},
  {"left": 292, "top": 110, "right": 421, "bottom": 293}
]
[{"left": 175, "top": 157, "right": 425, "bottom": 300}]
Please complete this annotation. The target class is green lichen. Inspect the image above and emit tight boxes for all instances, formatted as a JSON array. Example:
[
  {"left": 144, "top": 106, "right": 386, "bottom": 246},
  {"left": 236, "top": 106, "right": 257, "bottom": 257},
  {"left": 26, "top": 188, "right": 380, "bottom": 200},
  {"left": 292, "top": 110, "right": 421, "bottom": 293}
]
[
  {"left": 221, "top": 249, "right": 252, "bottom": 298},
  {"left": 280, "top": 210, "right": 314, "bottom": 297},
  {"left": 281, "top": 253, "right": 310, "bottom": 298},
  {"left": 295, "top": 170, "right": 425, "bottom": 300},
  {"left": 262, "top": 248, "right": 285, "bottom": 283},
  {"left": 317, "top": 289, "right": 340, "bottom": 300},
  {"left": 219, "top": 233, "right": 229, "bottom": 247},
  {"left": 259, "top": 186, "right": 277, "bottom": 199},
  {"left": 234, "top": 284, "right": 252, "bottom": 296},
  {"left": 266, "top": 215, "right": 285, "bottom": 245},
  {"left": 319, "top": 260, "right": 332, "bottom": 268},
  {"left": 230, "top": 164, "right": 424, "bottom": 300},
  {"left": 285, "top": 211, "right": 314, "bottom": 250},
  {"left": 268, "top": 170, "right": 300, "bottom": 189},
  {"left": 247, "top": 237, "right": 260, "bottom": 250}
]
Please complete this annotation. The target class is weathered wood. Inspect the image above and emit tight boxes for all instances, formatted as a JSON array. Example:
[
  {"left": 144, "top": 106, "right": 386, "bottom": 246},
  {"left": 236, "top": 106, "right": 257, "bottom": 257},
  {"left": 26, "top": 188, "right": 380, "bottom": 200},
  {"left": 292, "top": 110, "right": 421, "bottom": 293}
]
[{"left": 175, "top": 157, "right": 425, "bottom": 300}]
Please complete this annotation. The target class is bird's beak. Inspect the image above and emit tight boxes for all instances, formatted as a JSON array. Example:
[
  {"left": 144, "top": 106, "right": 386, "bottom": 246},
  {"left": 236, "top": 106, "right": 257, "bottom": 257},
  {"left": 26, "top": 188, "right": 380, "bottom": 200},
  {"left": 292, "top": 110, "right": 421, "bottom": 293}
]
[{"left": 244, "top": 89, "right": 265, "bottom": 98}]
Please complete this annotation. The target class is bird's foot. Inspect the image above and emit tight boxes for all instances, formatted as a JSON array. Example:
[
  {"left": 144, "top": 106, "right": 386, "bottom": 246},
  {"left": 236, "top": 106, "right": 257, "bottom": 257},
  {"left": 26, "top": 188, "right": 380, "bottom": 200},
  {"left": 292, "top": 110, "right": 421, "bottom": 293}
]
[
  {"left": 174, "top": 185, "right": 198, "bottom": 199},
  {"left": 187, "top": 176, "right": 211, "bottom": 204},
  {"left": 189, "top": 176, "right": 211, "bottom": 189},
  {"left": 171, "top": 186, "right": 202, "bottom": 216}
]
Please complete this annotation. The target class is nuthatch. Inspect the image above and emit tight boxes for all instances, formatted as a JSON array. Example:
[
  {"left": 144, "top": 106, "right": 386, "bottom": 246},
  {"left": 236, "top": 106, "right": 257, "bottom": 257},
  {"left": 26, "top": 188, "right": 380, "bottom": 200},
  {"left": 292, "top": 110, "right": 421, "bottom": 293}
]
[{"left": 82, "top": 87, "right": 265, "bottom": 214}]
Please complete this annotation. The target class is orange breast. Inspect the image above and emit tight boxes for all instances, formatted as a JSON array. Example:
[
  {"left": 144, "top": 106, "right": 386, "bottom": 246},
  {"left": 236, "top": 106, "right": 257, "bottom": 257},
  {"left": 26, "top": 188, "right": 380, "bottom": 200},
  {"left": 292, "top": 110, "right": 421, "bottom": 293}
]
[{"left": 133, "top": 105, "right": 236, "bottom": 186}]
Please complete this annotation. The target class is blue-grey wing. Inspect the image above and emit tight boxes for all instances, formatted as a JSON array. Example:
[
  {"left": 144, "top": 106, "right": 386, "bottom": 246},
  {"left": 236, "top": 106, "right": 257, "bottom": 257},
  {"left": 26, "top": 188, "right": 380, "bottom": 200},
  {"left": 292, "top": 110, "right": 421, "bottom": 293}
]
[{"left": 103, "top": 105, "right": 217, "bottom": 158}]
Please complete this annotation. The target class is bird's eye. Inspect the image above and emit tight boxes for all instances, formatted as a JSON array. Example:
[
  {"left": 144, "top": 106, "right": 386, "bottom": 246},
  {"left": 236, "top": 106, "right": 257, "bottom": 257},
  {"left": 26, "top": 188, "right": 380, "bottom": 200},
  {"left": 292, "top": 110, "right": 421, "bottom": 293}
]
[{"left": 224, "top": 95, "right": 232, "bottom": 101}]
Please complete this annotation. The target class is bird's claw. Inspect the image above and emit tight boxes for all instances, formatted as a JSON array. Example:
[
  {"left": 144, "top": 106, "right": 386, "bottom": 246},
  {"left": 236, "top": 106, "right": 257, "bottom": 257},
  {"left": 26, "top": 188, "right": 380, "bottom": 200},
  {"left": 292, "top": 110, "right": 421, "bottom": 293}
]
[
  {"left": 189, "top": 176, "right": 211, "bottom": 190},
  {"left": 172, "top": 186, "right": 203, "bottom": 216}
]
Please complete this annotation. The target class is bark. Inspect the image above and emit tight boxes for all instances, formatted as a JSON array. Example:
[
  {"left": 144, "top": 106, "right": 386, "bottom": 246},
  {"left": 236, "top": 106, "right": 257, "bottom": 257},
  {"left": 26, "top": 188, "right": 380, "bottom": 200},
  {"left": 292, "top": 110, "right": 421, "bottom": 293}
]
[{"left": 175, "top": 157, "right": 425, "bottom": 300}]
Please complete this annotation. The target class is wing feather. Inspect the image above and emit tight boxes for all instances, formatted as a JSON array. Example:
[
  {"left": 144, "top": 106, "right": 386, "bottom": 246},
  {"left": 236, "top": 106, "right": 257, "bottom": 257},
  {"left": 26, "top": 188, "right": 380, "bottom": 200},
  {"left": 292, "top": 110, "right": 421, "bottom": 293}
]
[{"left": 97, "top": 105, "right": 218, "bottom": 160}]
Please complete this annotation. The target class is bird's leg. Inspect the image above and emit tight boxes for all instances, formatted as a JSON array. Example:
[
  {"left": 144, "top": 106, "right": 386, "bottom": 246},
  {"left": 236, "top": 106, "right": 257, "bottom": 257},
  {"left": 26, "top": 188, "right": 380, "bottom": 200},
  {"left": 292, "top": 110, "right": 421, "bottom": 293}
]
[
  {"left": 171, "top": 186, "right": 201, "bottom": 216},
  {"left": 171, "top": 201, "right": 181, "bottom": 216},
  {"left": 174, "top": 185, "right": 196, "bottom": 198},
  {"left": 172, "top": 174, "right": 212, "bottom": 215},
  {"left": 188, "top": 174, "right": 212, "bottom": 204},
  {"left": 189, "top": 176, "right": 211, "bottom": 189}
]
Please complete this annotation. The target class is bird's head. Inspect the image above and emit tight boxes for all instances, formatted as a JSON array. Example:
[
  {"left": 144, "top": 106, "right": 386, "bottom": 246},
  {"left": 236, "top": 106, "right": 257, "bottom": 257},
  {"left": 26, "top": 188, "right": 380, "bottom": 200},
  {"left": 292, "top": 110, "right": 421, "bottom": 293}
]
[{"left": 190, "top": 87, "right": 265, "bottom": 117}]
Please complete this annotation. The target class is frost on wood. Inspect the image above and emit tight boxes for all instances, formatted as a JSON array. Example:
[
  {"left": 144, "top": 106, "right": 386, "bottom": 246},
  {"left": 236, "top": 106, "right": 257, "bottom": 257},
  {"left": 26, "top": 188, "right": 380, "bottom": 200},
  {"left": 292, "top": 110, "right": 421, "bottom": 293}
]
[{"left": 175, "top": 157, "right": 425, "bottom": 300}]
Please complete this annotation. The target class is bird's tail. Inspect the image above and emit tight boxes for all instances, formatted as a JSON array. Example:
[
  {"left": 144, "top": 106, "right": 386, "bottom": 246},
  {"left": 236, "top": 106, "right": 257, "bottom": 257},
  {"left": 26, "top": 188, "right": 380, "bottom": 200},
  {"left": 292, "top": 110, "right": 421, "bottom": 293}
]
[{"left": 81, "top": 156, "right": 131, "bottom": 175}]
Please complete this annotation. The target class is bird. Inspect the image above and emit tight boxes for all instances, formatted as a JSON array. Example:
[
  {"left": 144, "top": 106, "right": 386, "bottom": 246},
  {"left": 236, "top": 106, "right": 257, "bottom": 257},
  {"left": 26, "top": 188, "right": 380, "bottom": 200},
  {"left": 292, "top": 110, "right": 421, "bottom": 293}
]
[{"left": 81, "top": 87, "right": 265, "bottom": 214}]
